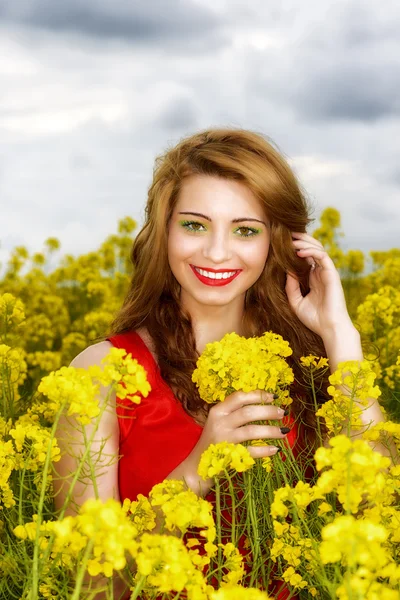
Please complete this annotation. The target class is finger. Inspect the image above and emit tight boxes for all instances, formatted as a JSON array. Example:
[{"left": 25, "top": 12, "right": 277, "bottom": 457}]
[
  {"left": 291, "top": 232, "right": 324, "bottom": 249},
  {"left": 285, "top": 271, "right": 303, "bottom": 307},
  {"left": 229, "top": 404, "right": 285, "bottom": 428},
  {"left": 292, "top": 239, "right": 324, "bottom": 252},
  {"left": 233, "top": 424, "right": 289, "bottom": 444},
  {"left": 215, "top": 389, "right": 276, "bottom": 415},
  {"left": 295, "top": 247, "right": 334, "bottom": 269},
  {"left": 247, "top": 445, "right": 281, "bottom": 459}
]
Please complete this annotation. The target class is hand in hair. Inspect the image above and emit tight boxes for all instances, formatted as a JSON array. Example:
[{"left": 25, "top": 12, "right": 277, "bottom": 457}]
[{"left": 286, "top": 231, "right": 354, "bottom": 339}]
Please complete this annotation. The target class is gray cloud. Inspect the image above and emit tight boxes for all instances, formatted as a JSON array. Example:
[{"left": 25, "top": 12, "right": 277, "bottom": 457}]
[
  {"left": 0, "top": 0, "right": 226, "bottom": 50},
  {"left": 247, "top": 0, "right": 400, "bottom": 123},
  {"left": 296, "top": 63, "right": 400, "bottom": 122},
  {"left": 155, "top": 96, "right": 199, "bottom": 131}
]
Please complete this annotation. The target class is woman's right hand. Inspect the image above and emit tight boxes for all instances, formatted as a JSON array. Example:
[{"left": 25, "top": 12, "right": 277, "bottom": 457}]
[{"left": 177, "top": 389, "right": 290, "bottom": 496}]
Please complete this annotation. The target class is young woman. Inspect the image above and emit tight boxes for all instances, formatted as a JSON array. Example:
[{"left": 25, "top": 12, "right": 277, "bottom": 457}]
[{"left": 54, "top": 128, "right": 388, "bottom": 599}]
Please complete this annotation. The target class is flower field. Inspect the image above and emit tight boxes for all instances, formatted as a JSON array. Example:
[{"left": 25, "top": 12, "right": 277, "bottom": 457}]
[{"left": 1, "top": 209, "right": 400, "bottom": 599}]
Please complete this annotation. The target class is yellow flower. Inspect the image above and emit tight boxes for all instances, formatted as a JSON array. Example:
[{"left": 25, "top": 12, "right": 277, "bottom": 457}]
[
  {"left": 219, "top": 542, "right": 245, "bottom": 585},
  {"left": 282, "top": 566, "right": 308, "bottom": 589},
  {"left": 319, "top": 514, "right": 391, "bottom": 573},
  {"left": 43, "top": 498, "right": 138, "bottom": 577},
  {"left": 210, "top": 587, "right": 273, "bottom": 599},
  {"left": 197, "top": 442, "right": 254, "bottom": 480},
  {"left": 300, "top": 355, "right": 329, "bottom": 370},
  {"left": 38, "top": 348, "right": 150, "bottom": 425},
  {"left": 149, "top": 479, "right": 186, "bottom": 505},
  {"left": 0, "top": 293, "right": 26, "bottom": 333},
  {"left": 315, "top": 435, "right": 392, "bottom": 513},
  {"left": 122, "top": 494, "right": 156, "bottom": 537},
  {"left": 0, "top": 439, "right": 16, "bottom": 508},
  {"left": 192, "top": 331, "right": 293, "bottom": 404},
  {"left": 135, "top": 533, "right": 208, "bottom": 597}
]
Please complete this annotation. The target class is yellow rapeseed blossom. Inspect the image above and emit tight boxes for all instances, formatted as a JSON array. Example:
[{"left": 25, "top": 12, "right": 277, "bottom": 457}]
[
  {"left": 38, "top": 365, "right": 103, "bottom": 425},
  {"left": 122, "top": 494, "right": 157, "bottom": 537},
  {"left": 271, "top": 481, "right": 323, "bottom": 520},
  {"left": 327, "top": 360, "right": 382, "bottom": 402},
  {"left": 37, "top": 347, "right": 150, "bottom": 425},
  {"left": 0, "top": 345, "right": 28, "bottom": 403},
  {"left": 0, "top": 293, "right": 25, "bottom": 333},
  {"left": 300, "top": 355, "right": 329, "bottom": 370},
  {"left": 315, "top": 435, "right": 392, "bottom": 513},
  {"left": 345, "top": 249, "right": 365, "bottom": 275},
  {"left": 0, "top": 438, "right": 16, "bottom": 508},
  {"left": 219, "top": 542, "right": 245, "bottom": 585},
  {"left": 17, "top": 498, "right": 140, "bottom": 577},
  {"left": 282, "top": 566, "right": 308, "bottom": 590},
  {"left": 316, "top": 395, "right": 364, "bottom": 435},
  {"left": 135, "top": 533, "right": 209, "bottom": 599},
  {"left": 89, "top": 346, "right": 151, "bottom": 403},
  {"left": 210, "top": 587, "right": 273, "bottom": 599},
  {"left": 192, "top": 331, "right": 293, "bottom": 404},
  {"left": 156, "top": 489, "right": 216, "bottom": 543},
  {"left": 316, "top": 360, "right": 381, "bottom": 434},
  {"left": 7, "top": 418, "right": 61, "bottom": 493},
  {"left": 319, "top": 514, "right": 391, "bottom": 571},
  {"left": 356, "top": 285, "right": 400, "bottom": 337},
  {"left": 26, "top": 350, "right": 62, "bottom": 375},
  {"left": 384, "top": 353, "right": 400, "bottom": 390},
  {"left": 149, "top": 479, "right": 186, "bottom": 505},
  {"left": 197, "top": 442, "right": 255, "bottom": 480}
]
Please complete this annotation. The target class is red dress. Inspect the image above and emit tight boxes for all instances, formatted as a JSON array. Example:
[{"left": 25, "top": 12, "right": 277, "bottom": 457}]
[{"left": 107, "top": 330, "right": 300, "bottom": 599}]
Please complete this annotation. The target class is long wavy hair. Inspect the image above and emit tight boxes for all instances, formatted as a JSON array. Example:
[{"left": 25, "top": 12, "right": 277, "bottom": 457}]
[{"left": 103, "top": 127, "right": 329, "bottom": 457}]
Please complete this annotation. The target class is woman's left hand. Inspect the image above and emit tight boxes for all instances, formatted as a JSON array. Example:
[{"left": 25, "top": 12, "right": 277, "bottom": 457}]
[{"left": 285, "top": 232, "right": 354, "bottom": 339}]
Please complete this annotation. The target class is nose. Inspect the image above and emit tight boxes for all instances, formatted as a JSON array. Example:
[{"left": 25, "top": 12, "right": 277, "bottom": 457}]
[{"left": 202, "top": 230, "right": 232, "bottom": 264}]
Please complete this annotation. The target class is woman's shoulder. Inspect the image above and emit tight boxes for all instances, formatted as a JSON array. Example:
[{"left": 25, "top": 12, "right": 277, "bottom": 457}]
[{"left": 69, "top": 340, "right": 113, "bottom": 368}]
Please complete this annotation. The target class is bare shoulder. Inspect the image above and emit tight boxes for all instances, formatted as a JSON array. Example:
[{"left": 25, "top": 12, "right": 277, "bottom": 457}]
[
  {"left": 69, "top": 340, "right": 114, "bottom": 368},
  {"left": 68, "top": 340, "right": 117, "bottom": 426}
]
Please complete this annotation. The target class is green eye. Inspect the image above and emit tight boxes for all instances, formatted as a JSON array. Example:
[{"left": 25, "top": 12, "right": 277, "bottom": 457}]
[
  {"left": 179, "top": 220, "right": 206, "bottom": 232},
  {"left": 234, "top": 226, "right": 261, "bottom": 238},
  {"left": 178, "top": 220, "right": 261, "bottom": 238}
]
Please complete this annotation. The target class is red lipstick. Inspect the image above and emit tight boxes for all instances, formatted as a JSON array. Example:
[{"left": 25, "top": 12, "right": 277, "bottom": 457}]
[{"left": 190, "top": 265, "right": 241, "bottom": 286}]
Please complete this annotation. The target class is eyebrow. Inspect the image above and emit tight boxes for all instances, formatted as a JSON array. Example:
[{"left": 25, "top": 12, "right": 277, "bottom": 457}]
[{"left": 178, "top": 211, "right": 267, "bottom": 225}]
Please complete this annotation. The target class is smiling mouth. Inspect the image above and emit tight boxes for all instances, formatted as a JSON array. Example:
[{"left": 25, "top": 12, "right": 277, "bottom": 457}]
[
  {"left": 189, "top": 264, "right": 242, "bottom": 285},
  {"left": 192, "top": 265, "right": 240, "bottom": 279}
]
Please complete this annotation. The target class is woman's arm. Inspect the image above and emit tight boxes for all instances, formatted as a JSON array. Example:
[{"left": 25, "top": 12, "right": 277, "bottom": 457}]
[
  {"left": 321, "top": 324, "right": 399, "bottom": 463},
  {"left": 53, "top": 341, "right": 133, "bottom": 599}
]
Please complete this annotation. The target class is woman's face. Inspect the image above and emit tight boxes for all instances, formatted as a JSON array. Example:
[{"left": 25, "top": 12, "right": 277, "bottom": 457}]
[{"left": 168, "top": 175, "right": 270, "bottom": 310}]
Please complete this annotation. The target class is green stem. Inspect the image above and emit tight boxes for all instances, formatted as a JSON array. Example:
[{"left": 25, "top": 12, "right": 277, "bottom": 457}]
[
  {"left": 310, "top": 370, "right": 323, "bottom": 445},
  {"left": 225, "top": 470, "right": 236, "bottom": 546},
  {"left": 71, "top": 539, "right": 95, "bottom": 600},
  {"left": 31, "top": 407, "right": 64, "bottom": 598},
  {"left": 243, "top": 470, "right": 261, "bottom": 587},
  {"left": 131, "top": 575, "right": 146, "bottom": 599},
  {"left": 215, "top": 478, "right": 222, "bottom": 586},
  {"left": 83, "top": 426, "right": 99, "bottom": 499}
]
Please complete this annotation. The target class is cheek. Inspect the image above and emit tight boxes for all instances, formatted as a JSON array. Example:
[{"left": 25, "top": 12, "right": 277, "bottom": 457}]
[
  {"left": 168, "top": 229, "right": 198, "bottom": 263},
  {"left": 243, "top": 241, "right": 269, "bottom": 268}
]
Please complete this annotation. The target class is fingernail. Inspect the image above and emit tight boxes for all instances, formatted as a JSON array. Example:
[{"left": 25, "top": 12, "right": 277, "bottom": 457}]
[
  {"left": 273, "top": 447, "right": 282, "bottom": 453},
  {"left": 280, "top": 427, "right": 291, "bottom": 434},
  {"left": 283, "top": 408, "right": 289, "bottom": 416},
  {"left": 273, "top": 393, "right": 279, "bottom": 399}
]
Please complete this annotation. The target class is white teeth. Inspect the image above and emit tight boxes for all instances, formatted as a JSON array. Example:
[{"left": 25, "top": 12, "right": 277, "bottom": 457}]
[{"left": 194, "top": 267, "right": 237, "bottom": 280}]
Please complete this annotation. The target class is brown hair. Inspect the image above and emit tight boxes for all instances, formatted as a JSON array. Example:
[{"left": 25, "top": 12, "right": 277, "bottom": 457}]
[{"left": 103, "top": 127, "right": 329, "bottom": 457}]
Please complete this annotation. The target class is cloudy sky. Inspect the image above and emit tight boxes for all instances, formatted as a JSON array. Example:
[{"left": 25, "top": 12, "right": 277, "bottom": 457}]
[{"left": 1, "top": 0, "right": 399, "bottom": 273}]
